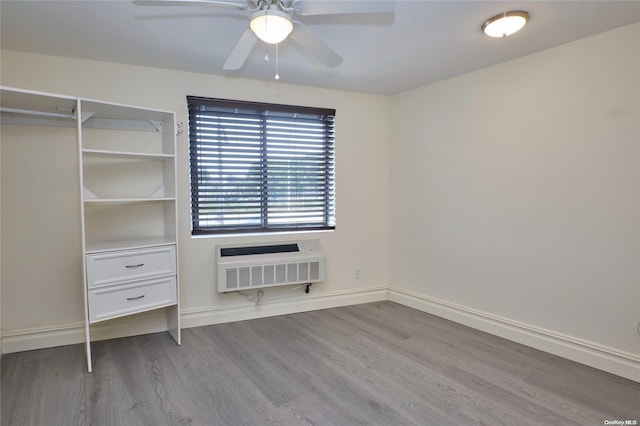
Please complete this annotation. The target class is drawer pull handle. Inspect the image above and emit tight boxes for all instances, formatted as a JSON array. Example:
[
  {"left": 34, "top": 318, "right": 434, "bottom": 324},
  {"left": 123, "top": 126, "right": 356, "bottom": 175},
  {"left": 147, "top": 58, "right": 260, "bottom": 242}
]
[
  {"left": 125, "top": 263, "right": 145, "bottom": 269},
  {"left": 126, "top": 295, "right": 145, "bottom": 301}
]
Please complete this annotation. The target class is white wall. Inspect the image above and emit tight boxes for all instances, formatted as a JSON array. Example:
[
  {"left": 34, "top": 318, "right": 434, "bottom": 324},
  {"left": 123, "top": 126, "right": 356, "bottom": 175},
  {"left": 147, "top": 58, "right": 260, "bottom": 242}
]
[
  {"left": 0, "top": 116, "right": 2, "bottom": 355},
  {"left": 1, "top": 22, "right": 639, "bottom": 381},
  {"left": 1, "top": 124, "right": 83, "bottom": 333},
  {"left": 390, "top": 22, "right": 640, "bottom": 362},
  {"left": 0, "top": 50, "right": 390, "bottom": 349}
]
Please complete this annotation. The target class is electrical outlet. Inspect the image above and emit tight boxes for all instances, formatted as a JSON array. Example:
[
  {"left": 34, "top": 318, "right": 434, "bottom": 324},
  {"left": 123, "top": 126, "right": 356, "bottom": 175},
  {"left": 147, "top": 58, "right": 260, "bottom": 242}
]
[{"left": 354, "top": 267, "right": 361, "bottom": 279}]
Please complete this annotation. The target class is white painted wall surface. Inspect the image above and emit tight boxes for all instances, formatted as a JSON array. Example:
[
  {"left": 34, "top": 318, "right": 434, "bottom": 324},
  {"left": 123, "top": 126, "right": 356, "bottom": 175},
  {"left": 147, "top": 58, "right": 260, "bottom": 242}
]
[
  {"left": 390, "top": 22, "right": 640, "bottom": 357},
  {"left": 0, "top": 115, "right": 2, "bottom": 355},
  {"left": 1, "top": 125, "right": 83, "bottom": 332},
  {"left": 1, "top": 22, "right": 638, "bottom": 380},
  {"left": 0, "top": 50, "right": 390, "bottom": 348}
]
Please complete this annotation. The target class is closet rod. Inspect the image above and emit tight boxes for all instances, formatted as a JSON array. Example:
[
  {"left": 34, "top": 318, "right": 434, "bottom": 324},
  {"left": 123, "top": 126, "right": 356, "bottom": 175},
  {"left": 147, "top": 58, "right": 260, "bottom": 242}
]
[{"left": 0, "top": 106, "right": 76, "bottom": 120}]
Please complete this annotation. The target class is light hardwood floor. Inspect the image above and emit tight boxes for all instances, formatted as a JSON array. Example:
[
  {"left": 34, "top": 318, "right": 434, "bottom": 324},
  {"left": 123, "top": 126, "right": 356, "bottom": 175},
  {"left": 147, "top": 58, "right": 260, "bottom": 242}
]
[{"left": 2, "top": 301, "right": 639, "bottom": 425}]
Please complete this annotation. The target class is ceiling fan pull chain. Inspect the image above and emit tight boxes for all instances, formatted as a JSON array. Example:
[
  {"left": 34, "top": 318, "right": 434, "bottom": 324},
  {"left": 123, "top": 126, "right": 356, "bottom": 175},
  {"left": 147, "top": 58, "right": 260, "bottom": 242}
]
[{"left": 275, "top": 42, "right": 280, "bottom": 80}]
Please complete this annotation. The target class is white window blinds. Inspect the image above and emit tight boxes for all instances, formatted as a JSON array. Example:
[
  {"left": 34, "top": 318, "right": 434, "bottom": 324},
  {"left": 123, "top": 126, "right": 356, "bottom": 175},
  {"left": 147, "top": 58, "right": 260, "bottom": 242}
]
[{"left": 188, "top": 96, "right": 336, "bottom": 234}]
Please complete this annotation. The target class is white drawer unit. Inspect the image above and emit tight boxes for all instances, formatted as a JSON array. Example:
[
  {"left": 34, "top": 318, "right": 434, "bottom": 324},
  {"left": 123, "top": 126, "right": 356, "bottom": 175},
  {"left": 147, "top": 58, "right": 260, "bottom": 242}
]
[
  {"left": 86, "top": 245, "right": 176, "bottom": 288},
  {"left": 88, "top": 276, "right": 177, "bottom": 322}
]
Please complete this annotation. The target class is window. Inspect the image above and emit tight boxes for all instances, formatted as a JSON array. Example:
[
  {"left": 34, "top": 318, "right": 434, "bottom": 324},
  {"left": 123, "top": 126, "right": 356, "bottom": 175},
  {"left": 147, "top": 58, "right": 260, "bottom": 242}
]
[{"left": 188, "top": 96, "right": 336, "bottom": 235}]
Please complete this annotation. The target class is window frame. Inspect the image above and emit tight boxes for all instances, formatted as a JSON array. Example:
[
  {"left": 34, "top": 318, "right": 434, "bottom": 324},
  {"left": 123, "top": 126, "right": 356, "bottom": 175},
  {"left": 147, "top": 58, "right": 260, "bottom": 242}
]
[{"left": 187, "top": 96, "right": 336, "bottom": 235}]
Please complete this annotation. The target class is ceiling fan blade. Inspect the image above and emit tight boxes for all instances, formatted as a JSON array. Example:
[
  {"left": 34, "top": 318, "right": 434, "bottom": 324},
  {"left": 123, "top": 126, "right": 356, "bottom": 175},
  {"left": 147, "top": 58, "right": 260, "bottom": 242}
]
[
  {"left": 289, "top": 23, "right": 342, "bottom": 68},
  {"left": 223, "top": 29, "right": 258, "bottom": 70},
  {"left": 293, "top": 0, "right": 394, "bottom": 16},
  {"left": 133, "top": 0, "right": 246, "bottom": 9}
]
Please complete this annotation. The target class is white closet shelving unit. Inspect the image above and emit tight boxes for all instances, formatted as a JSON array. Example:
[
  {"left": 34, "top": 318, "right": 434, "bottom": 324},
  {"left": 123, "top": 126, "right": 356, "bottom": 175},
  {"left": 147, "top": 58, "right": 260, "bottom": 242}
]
[{"left": 1, "top": 87, "right": 181, "bottom": 372}]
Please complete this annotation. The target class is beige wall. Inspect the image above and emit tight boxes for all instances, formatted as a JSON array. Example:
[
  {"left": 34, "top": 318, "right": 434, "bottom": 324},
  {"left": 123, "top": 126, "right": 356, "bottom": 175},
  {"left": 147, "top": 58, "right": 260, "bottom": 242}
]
[
  {"left": 0, "top": 50, "right": 390, "bottom": 345},
  {"left": 390, "top": 22, "right": 640, "bottom": 357},
  {"left": 0, "top": 115, "right": 2, "bottom": 355},
  {"left": 1, "top": 22, "right": 638, "bottom": 378},
  {"left": 1, "top": 125, "right": 83, "bottom": 332}
]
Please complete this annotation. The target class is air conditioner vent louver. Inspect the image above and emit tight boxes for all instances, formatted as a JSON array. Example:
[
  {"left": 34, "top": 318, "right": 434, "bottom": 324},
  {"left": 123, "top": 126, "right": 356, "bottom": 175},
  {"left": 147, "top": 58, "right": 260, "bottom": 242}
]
[{"left": 216, "top": 239, "right": 325, "bottom": 293}]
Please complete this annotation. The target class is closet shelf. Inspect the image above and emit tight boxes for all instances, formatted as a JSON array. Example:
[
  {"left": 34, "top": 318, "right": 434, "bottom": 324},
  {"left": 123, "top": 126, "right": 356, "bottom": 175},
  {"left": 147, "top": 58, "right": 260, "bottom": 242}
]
[
  {"left": 85, "top": 237, "right": 177, "bottom": 254},
  {"left": 82, "top": 149, "right": 175, "bottom": 160},
  {"left": 82, "top": 116, "right": 164, "bottom": 132},
  {"left": 83, "top": 197, "right": 176, "bottom": 203},
  {"left": 1, "top": 86, "right": 77, "bottom": 127}
]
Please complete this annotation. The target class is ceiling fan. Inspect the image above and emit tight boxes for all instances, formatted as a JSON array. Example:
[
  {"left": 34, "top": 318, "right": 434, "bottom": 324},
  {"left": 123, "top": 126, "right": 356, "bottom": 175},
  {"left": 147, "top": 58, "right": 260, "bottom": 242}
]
[{"left": 133, "top": 0, "right": 394, "bottom": 71}]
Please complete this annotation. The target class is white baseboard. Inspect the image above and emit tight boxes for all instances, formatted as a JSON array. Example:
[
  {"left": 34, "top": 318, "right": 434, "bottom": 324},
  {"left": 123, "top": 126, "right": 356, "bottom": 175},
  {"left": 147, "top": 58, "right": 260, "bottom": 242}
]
[
  {"left": 1, "top": 310, "right": 170, "bottom": 354},
  {"left": 388, "top": 286, "right": 640, "bottom": 383},
  {"left": 1, "top": 285, "right": 389, "bottom": 355},
  {"left": 181, "top": 285, "right": 389, "bottom": 329},
  {"left": 2, "top": 322, "right": 85, "bottom": 354},
  {"left": 3, "top": 284, "right": 638, "bottom": 383}
]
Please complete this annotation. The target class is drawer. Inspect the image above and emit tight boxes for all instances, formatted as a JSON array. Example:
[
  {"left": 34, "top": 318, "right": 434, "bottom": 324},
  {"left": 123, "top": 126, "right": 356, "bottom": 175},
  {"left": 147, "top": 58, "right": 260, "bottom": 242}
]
[
  {"left": 88, "top": 276, "right": 177, "bottom": 323},
  {"left": 86, "top": 245, "right": 176, "bottom": 288}
]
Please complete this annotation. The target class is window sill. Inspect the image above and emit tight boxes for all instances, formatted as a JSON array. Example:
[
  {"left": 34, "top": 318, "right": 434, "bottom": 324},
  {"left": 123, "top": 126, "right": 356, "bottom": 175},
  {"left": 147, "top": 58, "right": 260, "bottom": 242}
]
[{"left": 190, "top": 228, "right": 334, "bottom": 240}]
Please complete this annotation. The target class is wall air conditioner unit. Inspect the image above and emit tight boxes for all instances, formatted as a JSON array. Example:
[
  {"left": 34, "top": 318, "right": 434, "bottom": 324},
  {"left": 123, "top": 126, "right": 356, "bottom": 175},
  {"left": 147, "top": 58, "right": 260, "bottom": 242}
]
[{"left": 216, "top": 239, "right": 326, "bottom": 293}]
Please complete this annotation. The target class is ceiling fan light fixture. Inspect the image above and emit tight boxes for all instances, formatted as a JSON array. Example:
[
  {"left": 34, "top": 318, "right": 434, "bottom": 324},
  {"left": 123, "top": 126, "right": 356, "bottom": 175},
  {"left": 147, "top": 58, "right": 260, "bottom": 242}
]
[
  {"left": 482, "top": 11, "right": 529, "bottom": 38},
  {"left": 250, "top": 8, "right": 293, "bottom": 44}
]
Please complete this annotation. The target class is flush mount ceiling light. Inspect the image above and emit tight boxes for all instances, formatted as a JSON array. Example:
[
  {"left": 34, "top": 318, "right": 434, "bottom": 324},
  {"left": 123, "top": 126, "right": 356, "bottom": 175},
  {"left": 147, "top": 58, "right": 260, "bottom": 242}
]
[
  {"left": 482, "top": 11, "right": 529, "bottom": 38},
  {"left": 250, "top": 7, "right": 293, "bottom": 44}
]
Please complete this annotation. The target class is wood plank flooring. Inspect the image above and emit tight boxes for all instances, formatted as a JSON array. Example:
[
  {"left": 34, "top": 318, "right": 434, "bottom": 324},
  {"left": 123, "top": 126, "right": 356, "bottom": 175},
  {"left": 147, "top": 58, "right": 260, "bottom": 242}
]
[{"left": 2, "top": 301, "right": 639, "bottom": 425}]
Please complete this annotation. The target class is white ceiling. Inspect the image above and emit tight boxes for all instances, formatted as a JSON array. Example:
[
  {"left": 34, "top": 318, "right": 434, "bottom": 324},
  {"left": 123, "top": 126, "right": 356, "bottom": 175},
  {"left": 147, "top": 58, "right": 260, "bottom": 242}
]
[{"left": 1, "top": 0, "right": 639, "bottom": 95}]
